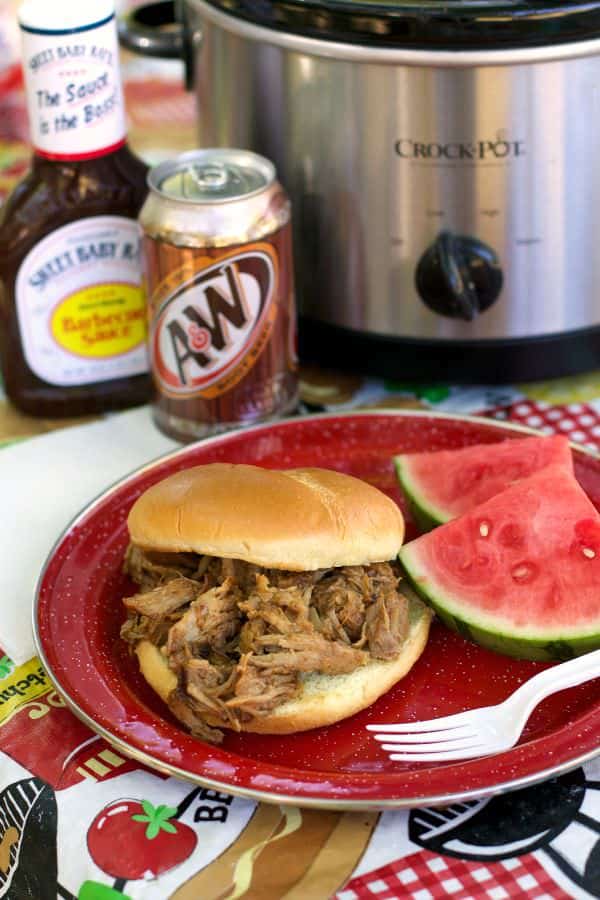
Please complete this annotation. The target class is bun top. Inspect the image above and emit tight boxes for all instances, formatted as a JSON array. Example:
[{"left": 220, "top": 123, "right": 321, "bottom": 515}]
[{"left": 127, "top": 463, "right": 405, "bottom": 570}]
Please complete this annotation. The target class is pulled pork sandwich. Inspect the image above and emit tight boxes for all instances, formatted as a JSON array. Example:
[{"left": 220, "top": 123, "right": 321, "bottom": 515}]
[{"left": 120, "top": 463, "right": 432, "bottom": 744}]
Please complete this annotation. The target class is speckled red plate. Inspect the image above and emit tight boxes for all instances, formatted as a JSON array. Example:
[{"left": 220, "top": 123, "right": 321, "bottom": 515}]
[{"left": 34, "top": 411, "right": 600, "bottom": 809}]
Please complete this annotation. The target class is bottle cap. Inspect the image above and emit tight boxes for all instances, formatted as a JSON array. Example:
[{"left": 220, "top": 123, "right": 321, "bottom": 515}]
[{"left": 18, "top": 0, "right": 115, "bottom": 32}]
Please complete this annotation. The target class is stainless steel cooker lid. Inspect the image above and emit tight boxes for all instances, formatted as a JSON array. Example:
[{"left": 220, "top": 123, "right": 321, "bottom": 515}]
[{"left": 194, "top": 0, "right": 600, "bottom": 49}]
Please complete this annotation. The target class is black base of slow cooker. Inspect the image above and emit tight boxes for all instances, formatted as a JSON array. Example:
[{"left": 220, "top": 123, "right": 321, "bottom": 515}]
[{"left": 299, "top": 318, "right": 600, "bottom": 385}]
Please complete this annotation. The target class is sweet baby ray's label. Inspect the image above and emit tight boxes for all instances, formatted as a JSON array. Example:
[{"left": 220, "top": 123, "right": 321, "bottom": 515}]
[
  {"left": 20, "top": 11, "right": 126, "bottom": 159},
  {"left": 16, "top": 216, "right": 148, "bottom": 386}
]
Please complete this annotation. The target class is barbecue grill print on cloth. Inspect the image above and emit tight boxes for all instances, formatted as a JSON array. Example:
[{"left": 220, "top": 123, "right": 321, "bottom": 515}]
[
  {"left": 0, "top": 775, "right": 58, "bottom": 899},
  {"left": 341, "top": 765, "right": 600, "bottom": 899},
  {"left": 410, "top": 767, "right": 600, "bottom": 897}
]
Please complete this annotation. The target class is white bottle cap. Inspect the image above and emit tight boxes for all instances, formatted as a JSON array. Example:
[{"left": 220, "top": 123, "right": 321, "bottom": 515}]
[{"left": 18, "top": 0, "right": 116, "bottom": 32}]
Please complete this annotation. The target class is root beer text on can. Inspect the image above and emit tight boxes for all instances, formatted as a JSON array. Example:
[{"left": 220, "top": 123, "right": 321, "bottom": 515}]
[{"left": 140, "top": 149, "right": 299, "bottom": 441}]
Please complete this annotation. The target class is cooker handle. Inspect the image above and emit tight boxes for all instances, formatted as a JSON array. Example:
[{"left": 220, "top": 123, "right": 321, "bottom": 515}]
[{"left": 118, "top": 0, "right": 197, "bottom": 89}]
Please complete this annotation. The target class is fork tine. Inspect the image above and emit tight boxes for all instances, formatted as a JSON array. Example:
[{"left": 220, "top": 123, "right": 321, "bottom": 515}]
[
  {"left": 379, "top": 736, "right": 482, "bottom": 753},
  {"left": 366, "top": 713, "right": 476, "bottom": 734},
  {"left": 373, "top": 725, "right": 477, "bottom": 744},
  {"left": 386, "top": 744, "right": 493, "bottom": 762}
]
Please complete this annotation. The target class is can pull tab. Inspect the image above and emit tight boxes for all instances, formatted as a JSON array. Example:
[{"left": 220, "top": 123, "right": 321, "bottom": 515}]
[
  {"left": 165, "top": 159, "right": 266, "bottom": 201},
  {"left": 191, "top": 164, "right": 229, "bottom": 191},
  {"left": 415, "top": 230, "right": 504, "bottom": 321}
]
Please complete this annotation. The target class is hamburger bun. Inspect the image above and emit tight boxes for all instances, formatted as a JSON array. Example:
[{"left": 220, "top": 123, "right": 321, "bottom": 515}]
[
  {"left": 128, "top": 463, "right": 405, "bottom": 570},
  {"left": 135, "top": 591, "right": 433, "bottom": 734}
]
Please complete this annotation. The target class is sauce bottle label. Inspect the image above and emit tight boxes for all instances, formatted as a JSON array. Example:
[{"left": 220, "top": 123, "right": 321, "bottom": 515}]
[
  {"left": 16, "top": 216, "right": 149, "bottom": 386},
  {"left": 19, "top": 13, "right": 126, "bottom": 160}
]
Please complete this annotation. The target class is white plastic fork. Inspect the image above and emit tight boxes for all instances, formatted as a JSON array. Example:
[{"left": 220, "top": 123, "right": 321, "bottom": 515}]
[{"left": 367, "top": 648, "right": 600, "bottom": 762}]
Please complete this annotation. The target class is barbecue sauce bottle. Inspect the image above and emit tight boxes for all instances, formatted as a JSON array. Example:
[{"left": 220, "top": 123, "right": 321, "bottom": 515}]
[{"left": 0, "top": 0, "right": 150, "bottom": 416}]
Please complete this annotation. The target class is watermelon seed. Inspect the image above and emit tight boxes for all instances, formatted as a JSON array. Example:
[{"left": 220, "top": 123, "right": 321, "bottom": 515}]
[
  {"left": 479, "top": 522, "right": 490, "bottom": 538},
  {"left": 511, "top": 562, "right": 538, "bottom": 584},
  {"left": 582, "top": 547, "right": 596, "bottom": 559}
]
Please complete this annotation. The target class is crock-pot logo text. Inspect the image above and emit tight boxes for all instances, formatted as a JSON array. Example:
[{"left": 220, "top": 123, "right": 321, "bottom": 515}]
[
  {"left": 152, "top": 247, "right": 277, "bottom": 397},
  {"left": 395, "top": 138, "right": 525, "bottom": 161}
]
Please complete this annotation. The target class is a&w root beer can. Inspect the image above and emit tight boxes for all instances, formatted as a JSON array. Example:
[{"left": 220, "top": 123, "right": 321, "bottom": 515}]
[{"left": 140, "top": 149, "right": 299, "bottom": 440}]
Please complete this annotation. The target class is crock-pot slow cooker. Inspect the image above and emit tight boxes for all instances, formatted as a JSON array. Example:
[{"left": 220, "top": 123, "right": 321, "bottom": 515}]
[{"left": 121, "top": 1, "right": 600, "bottom": 383}]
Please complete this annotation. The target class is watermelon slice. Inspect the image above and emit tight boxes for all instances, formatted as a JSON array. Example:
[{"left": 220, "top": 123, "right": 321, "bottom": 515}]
[
  {"left": 395, "top": 434, "right": 573, "bottom": 532},
  {"left": 399, "top": 465, "right": 600, "bottom": 660}
]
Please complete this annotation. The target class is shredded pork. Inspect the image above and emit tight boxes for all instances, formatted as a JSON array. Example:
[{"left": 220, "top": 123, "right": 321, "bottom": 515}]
[{"left": 120, "top": 547, "right": 410, "bottom": 744}]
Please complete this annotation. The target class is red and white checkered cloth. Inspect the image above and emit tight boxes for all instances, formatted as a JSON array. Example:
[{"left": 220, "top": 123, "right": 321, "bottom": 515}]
[
  {"left": 488, "top": 401, "right": 600, "bottom": 454},
  {"left": 338, "top": 850, "right": 571, "bottom": 900}
]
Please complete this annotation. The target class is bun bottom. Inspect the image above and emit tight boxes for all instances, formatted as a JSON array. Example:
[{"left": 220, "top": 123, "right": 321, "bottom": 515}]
[{"left": 135, "top": 595, "right": 433, "bottom": 736}]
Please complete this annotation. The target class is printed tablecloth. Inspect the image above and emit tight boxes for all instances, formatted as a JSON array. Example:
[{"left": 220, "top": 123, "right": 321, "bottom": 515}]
[{"left": 1, "top": 368, "right": 600, "bottom": 900}]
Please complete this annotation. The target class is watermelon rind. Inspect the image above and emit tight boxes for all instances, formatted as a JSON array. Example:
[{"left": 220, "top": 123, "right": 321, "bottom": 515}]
[
  {"left": 394, "top": 455, "right": 449, "bottom": 532},
  {"left": 399, "top": 542, "right": 599, "bottom": 662}
]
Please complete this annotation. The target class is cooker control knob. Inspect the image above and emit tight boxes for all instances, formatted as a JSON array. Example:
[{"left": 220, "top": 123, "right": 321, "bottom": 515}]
[{"left": 415, "top": 231, "right": 503, "bottom": 321}]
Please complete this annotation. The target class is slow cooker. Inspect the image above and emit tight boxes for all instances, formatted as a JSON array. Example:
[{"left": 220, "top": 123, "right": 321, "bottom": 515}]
[{"left": 121, "top": 1, "right": 600, "bottom": 383}]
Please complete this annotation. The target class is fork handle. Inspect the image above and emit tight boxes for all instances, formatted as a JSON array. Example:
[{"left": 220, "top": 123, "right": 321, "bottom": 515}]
[{"left": 508, "top": 648, "right": 600, "bottom": 720}]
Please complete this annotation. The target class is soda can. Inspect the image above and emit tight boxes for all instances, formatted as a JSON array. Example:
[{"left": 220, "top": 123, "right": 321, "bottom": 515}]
[{"left": 139, "top": 148, "right": 299, "bottom": 441}]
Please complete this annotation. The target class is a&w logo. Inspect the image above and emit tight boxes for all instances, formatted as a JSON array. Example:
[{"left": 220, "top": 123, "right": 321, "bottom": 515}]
[{"left": 152, "top": 246, "right": 277, "bottom": 397}]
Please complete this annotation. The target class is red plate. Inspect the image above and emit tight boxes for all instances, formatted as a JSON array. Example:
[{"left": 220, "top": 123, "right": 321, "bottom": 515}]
[{"left": 34, "top": 412, "right": 600, "bottom": 809}]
